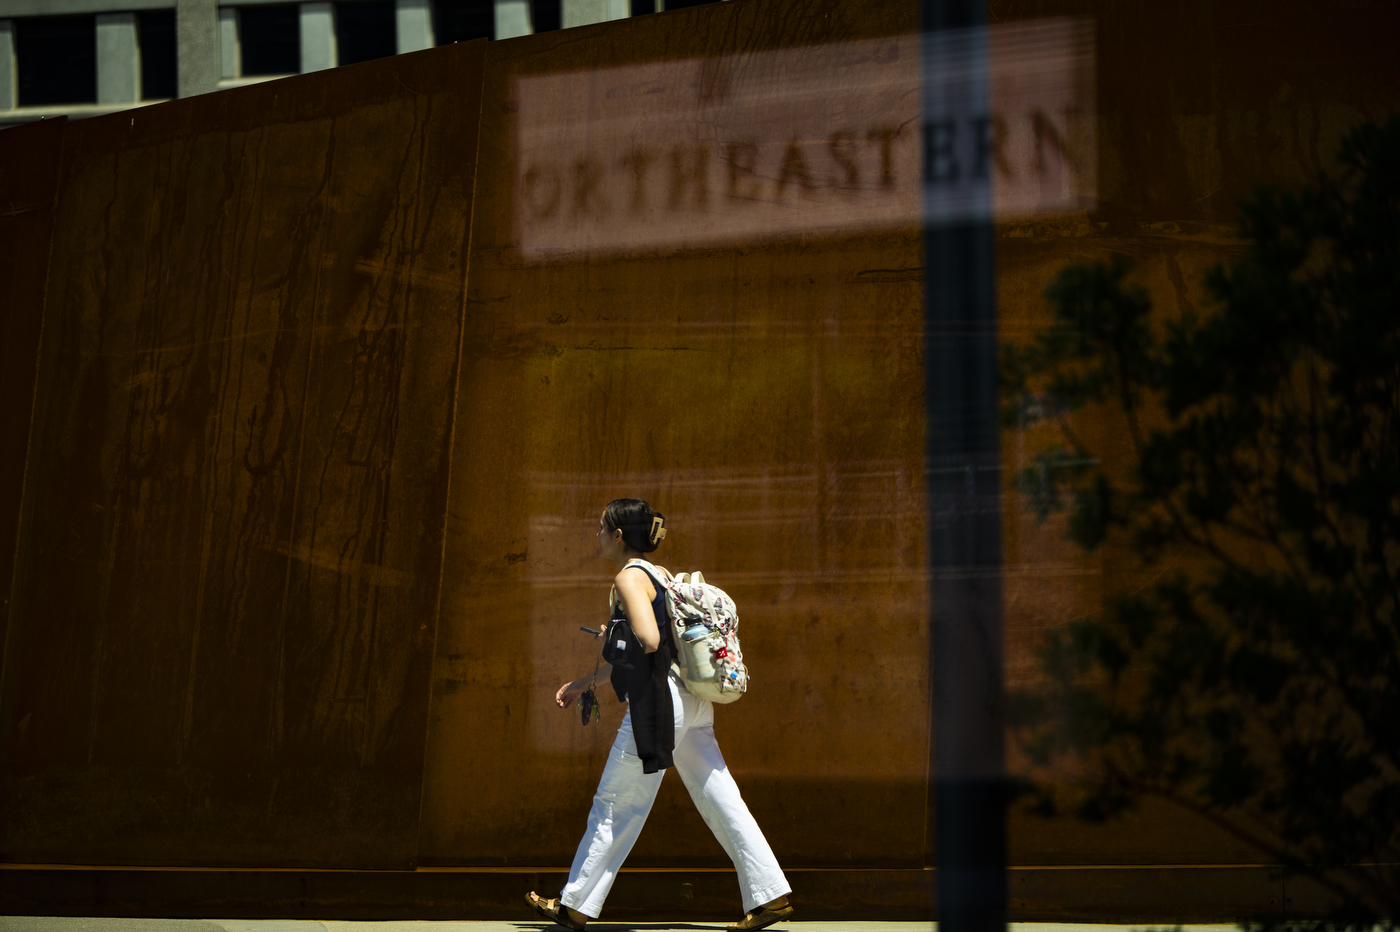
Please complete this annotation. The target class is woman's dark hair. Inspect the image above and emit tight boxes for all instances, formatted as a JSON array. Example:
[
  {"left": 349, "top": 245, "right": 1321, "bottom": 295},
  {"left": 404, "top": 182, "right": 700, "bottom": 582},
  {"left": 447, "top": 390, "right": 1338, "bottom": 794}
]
[{"left": 603, "top": 499, "right": 667, "bottom": 554}]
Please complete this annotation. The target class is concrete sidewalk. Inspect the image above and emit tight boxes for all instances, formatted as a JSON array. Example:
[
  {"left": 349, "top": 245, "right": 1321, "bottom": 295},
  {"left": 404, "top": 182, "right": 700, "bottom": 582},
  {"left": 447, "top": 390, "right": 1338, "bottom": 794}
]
[{"left": 0, "top": 921, "right": 1234, "bottom": 932}]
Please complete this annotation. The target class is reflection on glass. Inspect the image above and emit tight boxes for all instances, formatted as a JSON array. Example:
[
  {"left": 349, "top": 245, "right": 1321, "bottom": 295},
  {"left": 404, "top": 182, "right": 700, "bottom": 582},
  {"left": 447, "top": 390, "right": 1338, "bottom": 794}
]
[{"left": 513, "top": 20, "right": 1094, "bottom": 258}]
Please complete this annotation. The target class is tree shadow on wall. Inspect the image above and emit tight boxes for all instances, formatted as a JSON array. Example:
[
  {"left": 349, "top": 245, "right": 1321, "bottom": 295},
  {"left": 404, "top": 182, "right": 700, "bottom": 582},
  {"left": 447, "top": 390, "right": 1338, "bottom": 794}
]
[{"left": 1002, "top": 117, "right": 1400, "bottom": 931}]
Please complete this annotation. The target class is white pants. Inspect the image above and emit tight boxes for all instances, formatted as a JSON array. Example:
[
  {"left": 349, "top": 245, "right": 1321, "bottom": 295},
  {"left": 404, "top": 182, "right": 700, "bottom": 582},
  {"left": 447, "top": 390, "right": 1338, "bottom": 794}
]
[{"left": 559, "top": 671, "right": 791, "bottom": 918}]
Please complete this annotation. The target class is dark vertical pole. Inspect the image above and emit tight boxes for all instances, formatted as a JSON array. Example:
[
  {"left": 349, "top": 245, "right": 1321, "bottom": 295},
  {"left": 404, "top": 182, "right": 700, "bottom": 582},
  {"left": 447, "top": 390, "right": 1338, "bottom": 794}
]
[{"left": 923, "top": 0, "right": 1006, "bottom": 930}]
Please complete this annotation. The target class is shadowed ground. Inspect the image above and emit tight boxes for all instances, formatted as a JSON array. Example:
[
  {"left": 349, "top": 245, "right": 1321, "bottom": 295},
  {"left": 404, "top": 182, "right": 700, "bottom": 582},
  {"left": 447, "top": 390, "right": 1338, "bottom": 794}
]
[{"left": 0, "top": 922, "right": 1244, "bottom": 932}]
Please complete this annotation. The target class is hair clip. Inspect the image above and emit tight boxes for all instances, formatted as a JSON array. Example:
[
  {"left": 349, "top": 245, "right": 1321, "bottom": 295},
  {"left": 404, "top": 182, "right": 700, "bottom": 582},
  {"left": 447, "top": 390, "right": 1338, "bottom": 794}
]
[{"left": 649, "top": 516, "right": 667, "bottom": 544}]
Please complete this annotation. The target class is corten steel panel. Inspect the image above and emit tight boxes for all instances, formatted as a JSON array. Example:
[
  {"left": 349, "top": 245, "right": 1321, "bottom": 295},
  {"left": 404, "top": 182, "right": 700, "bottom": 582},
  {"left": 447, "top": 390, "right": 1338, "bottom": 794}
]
[
  {"left": 1023, "top": 0, "right": 1400, "bottom": 225},
  {"left": 0, "top": 0, "right": 1393, "bottom": 906},
  {"left": 992, "top": 0, "right": 1400, "bottom": 869},
  {"left": 0, "top": 42, "right": 486, "bottom": 866},
  {"left": 0, "top": 118, "right": 66, "bottom": 680},
  {"left": 419, "top": 0, "right": 935, "bottom": 871},
  {"left": 418, "top": 0, "right": 1400, "bottom": 882}
]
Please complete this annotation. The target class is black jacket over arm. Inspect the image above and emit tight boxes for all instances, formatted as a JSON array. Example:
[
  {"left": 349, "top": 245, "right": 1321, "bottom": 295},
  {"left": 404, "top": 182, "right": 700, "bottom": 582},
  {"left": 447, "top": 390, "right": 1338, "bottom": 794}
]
[{"left": 604, "top": 591, "right": 675, "bottom": 774}]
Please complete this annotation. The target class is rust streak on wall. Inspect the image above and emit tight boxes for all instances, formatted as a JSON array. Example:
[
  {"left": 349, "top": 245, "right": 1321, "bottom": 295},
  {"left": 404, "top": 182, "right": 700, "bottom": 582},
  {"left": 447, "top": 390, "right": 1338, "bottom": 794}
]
[
  {"left": 0, "top": 117, "right": 68, "bottom": 736},
  {"left": 0, "top": 43, "right": 486, "bottom": 868}
]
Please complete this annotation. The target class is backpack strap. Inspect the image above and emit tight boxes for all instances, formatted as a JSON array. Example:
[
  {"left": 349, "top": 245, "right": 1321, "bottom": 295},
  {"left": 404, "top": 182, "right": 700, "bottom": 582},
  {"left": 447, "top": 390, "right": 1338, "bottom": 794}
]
[
  {"left": 629, "top": 558, "right": 671, "bottom": 580},
  {"left": 623, "top": 559, "right": 671, "bottom": 599},
  {"left": 628, "top": 560, "right": 693, "bottom": 664},
  {"left": 614, "top": 560, "right": 686, "bottom": 664},
  {"left": 610, "top": 559, "right": 673, "bottom": 616}
]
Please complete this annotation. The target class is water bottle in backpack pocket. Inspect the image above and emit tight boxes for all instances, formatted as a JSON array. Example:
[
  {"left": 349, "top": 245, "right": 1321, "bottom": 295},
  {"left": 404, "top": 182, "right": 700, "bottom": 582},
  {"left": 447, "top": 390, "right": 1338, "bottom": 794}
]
[{"left": 626, "top": 560, "right": 749, "bottom": 704}]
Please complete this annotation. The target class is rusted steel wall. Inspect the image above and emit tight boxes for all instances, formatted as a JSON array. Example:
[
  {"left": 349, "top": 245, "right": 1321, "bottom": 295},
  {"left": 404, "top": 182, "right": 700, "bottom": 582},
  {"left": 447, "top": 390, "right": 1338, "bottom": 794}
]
[
  {"left": 0, "top": 118, "right": 66, "bottom": 680},
  {"left": 0, "top": 43, "right": 485, "bottom": 867},
  {"left": 417, "top": 0, "right": 1400, "bottom": 875},
  {"left": 994, "top": 0, "right": 1400, "bottom": 869},
  {"left": 417, "top": 0, "right": 934, "bottom": 871},
  {"left": 0, "top": 0, "right": 1396, "bottom": 895}
]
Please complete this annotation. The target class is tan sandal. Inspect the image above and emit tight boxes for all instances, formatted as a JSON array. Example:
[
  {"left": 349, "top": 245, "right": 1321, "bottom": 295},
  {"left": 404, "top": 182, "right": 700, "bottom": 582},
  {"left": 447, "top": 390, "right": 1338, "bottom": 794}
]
[
  {"left": 525, "top": 891, "right": 586, "bottom": 931},
  {"left": 727, "top": 902, "right": 794, "bottom": 931}
]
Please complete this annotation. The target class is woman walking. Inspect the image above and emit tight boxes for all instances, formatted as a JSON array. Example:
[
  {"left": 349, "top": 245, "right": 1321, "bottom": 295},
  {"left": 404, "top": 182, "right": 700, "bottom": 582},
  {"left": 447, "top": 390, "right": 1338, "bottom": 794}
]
[{"left": 526, "top": 498, "right": 793, "bottom": 932}]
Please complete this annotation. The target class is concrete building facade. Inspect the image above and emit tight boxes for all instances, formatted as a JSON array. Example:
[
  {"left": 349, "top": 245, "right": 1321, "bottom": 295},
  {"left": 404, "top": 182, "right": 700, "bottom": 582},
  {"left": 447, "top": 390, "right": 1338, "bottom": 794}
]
[{"left": 0, "top": 0, "right": 716, "bottom": 128}]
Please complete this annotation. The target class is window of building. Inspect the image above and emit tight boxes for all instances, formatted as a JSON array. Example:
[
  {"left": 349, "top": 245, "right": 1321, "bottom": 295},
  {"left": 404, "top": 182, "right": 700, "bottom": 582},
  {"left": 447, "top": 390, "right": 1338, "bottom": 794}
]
[
  {"left": 15, "top": 15, "right": 97, "bottom": 107},
  {"left": 138, "top": 10, "right": 177, "bottom": 100},
  {"left": 240, "top": 4, "right": 301, "bottom": 76},
  {"left": 336, "top": 1, "right": 396, "bottom": 65},
  {"left": 435, "top": 0, "right": 494, "bottom": 43}
]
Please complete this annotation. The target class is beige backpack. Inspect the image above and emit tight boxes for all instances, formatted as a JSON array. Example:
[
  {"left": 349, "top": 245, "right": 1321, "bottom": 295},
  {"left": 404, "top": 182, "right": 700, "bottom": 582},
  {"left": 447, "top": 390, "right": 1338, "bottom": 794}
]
[{"left": 612, "top": 560, "right": 749, "bottom": 704}]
